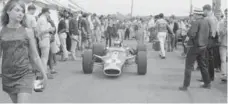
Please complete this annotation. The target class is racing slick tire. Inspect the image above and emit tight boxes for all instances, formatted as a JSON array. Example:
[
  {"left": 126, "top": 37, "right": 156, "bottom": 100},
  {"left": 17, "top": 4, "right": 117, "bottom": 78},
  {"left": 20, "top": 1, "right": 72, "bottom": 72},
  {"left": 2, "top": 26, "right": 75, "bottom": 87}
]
[
  {"left": 93, "top": 43, "right": 105, "bottom": 62},
  {"left": 137, "top": 51, "right": 147, "bottom": 75},
  {"left": 82, "top": 50, "right": 93, "bottom": 74},
  {"left": 136, "top": 43, "right": 146, "bottom": 53}
]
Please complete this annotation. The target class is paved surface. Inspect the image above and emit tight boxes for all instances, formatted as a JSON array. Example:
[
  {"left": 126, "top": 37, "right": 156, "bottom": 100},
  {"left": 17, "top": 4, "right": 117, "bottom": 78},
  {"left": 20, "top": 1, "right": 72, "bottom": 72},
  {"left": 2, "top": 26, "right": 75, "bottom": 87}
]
[{"left": 0, "top": 40, "right": 227, "bottom": 103}]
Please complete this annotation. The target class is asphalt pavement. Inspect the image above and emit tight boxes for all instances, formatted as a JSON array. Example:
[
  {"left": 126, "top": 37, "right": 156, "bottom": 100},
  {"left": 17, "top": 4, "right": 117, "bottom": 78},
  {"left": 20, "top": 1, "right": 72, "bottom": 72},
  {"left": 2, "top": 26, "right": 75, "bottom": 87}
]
[{"left": 0, "top": 40, "right": 227, "bottom": 103}]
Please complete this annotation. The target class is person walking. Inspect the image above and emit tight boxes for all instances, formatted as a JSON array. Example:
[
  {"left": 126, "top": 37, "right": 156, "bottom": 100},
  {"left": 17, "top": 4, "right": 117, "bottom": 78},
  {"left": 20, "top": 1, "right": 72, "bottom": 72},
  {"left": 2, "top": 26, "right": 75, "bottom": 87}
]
[
  {"left": 179, "top": 9, "right": 211, "bottom": 91},
  {"left": 155, "top": 13, "right": 170, "bottom": 59},
  {"left": 0, "top": 0, "right": 47, "bottom": 103}
]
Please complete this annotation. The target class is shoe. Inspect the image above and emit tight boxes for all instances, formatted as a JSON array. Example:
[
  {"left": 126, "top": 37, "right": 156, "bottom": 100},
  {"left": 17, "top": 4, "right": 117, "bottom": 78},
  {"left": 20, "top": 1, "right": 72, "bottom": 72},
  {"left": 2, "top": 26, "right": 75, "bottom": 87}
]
[
  {"left": 179, "top": 86, "right": 188, "bottom": 91},
  {"left": 62, "top": 58, "right": 68, "bottom": 61},
  {"left": 50, "top": 70, "right": 57, "bottom": 74},
  {"left": 197, "top": 79, "right": 203, "bottom": 82},
  {"left": 47, "top": 73, "right": 54, "bottom": 79},
  {"left": 221, "top": 76, "right": 227, "bottom": 82},
  {"left": 161, "top": 56, "right": 166, "bottom": 59},
  {"left": 200, "top": 84, "right": 211, "bottom": 89}
]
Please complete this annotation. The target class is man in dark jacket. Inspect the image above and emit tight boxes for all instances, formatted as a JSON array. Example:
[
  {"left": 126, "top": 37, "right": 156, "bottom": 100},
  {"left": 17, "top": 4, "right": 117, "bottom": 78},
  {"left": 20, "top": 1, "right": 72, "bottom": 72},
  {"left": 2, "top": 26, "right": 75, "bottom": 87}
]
[
  {"left": 69, "top": 13, "right": 80, "bottom": 60},
  {"left": 80, "top": 13, "right": 91, "bottom": 50},
  {"left": 105, "top": 19, "right": 118, "bottom": 47},
  {"left": 179, "top": 9, "right": 211, "bottom": 91},
  {"left": 170, "top": 15, "right": 179, "bottom": 50}
]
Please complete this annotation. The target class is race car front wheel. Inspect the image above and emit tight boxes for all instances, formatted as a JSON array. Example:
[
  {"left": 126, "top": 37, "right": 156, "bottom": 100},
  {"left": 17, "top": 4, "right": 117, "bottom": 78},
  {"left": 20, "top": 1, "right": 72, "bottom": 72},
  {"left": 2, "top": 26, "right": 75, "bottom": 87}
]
[
  {"left": 82, "top": 50, "right": 93, "bottom": 74},
  {"left": 136, "top": 43, "right": 147, "bottom": 53},
  {"left": 137, "top": 51, "right": 147, "bottom": 75},
  {"left": 93, "top": 43, "right": 105, "bottom": 62}
]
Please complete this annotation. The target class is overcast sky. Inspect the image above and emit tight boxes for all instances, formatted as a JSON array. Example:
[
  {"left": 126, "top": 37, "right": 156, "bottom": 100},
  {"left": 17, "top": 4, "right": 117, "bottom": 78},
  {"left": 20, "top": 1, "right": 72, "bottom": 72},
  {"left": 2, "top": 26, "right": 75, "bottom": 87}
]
[{"left": 75, "top": 0, "right": 227, "bottom": 16}]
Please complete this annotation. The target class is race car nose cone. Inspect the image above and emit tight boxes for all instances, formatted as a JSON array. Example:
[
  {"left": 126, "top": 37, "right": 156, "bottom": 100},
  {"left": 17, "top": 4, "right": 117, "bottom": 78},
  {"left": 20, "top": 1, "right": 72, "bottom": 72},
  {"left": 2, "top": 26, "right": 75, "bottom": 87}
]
[{"left": 104, "top": 69, "right": 121, "bottom": 76}]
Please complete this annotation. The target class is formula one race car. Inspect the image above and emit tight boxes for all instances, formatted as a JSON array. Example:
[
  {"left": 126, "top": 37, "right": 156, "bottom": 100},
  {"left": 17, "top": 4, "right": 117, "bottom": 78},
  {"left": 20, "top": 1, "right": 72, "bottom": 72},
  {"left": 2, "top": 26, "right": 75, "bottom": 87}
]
[{"left": 82, "top": 41, "right": 147, "bottom": 77}]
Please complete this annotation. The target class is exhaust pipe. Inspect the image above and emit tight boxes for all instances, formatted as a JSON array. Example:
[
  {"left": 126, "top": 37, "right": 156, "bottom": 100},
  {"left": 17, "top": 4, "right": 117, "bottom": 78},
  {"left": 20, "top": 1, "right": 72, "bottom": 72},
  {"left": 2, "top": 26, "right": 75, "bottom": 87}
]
[{"left": 104, "top": 68, "right": 121, "bottom": 76}]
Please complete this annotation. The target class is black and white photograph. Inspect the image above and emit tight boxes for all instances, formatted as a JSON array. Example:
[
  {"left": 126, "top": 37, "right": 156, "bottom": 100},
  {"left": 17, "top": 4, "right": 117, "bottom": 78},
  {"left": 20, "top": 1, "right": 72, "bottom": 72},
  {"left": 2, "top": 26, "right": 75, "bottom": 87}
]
[{"left": 0, "top": 0, "right": 227, "bottom": 103}]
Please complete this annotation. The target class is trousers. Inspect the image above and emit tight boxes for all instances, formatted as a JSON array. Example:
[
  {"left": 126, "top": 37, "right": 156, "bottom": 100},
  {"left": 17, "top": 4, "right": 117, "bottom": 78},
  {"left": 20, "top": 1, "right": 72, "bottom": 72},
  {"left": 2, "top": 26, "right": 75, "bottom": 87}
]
[
  {"left": 183, "top": 46, "right": 211, "bottom": 87},
  {"left": 157, "top": 32, "right": 167, "bottom": 57}
]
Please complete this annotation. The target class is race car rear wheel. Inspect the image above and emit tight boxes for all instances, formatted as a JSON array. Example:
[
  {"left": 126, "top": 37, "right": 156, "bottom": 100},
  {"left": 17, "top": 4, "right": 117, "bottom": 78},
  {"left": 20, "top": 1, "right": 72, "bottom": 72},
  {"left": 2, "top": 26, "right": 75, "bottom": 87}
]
[
  {"left": 82, "top": 50, "right": 93, "bottom": 74},
  {"left": 137, "top": 51, "right": 147, "bottom": 75},
  {"left": 93, "top": 43, "right": 105, "bottom": 62},
  {"left": 135, "top": 43, "right": 146, "bottom": 64},
  {"left": 137, "top": 43, "right": 146, "bottom": 53}
]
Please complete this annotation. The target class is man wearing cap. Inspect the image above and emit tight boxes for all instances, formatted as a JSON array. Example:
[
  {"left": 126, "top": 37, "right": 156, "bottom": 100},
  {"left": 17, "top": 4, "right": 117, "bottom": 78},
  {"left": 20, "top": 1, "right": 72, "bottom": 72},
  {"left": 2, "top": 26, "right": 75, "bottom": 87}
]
[{"left": 179, "top": 9, "right": 211, "bottom": 91}]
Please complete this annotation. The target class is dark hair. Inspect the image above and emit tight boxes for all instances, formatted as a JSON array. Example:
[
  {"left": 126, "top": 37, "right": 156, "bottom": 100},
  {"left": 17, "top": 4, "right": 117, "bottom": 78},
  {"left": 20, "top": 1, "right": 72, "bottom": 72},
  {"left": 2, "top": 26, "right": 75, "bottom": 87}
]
[
  {"left": 203, "top": 4, "right": 212, "bottom": 11},
  {"left": 159, "top": 13, "right": 164, "bottom": 18},
  {"left": 28, "top": 4, "right": 36, "bottom": 10},
  {"left": 1, "top": 0, "right": 26, "bottom": 27}
]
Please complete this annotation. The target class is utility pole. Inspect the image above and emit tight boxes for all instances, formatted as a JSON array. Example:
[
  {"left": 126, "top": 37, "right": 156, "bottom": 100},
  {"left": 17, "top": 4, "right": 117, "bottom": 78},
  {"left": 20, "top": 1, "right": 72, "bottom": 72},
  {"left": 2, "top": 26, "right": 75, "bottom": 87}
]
[
  {"left": 131, "top": 0, "right": 133, "bottom": 17},
  {"left": 190, "top": 0, "right": 193, "bottom": 15}
]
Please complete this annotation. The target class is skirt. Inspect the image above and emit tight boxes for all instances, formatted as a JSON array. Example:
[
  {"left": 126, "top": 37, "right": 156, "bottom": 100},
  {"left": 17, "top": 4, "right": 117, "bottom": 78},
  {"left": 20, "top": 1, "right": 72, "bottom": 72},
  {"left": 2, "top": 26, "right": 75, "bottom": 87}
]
[{"left": 2, "top": 72, "right": 34, "bottom": 94}]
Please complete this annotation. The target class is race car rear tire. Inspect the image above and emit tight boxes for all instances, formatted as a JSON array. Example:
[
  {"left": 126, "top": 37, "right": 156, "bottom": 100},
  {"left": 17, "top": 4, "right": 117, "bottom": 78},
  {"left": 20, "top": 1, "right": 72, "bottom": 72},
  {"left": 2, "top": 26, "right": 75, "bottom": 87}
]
[
  {"left": 137, "top": 51, "right": 147, "bottom": 75},
  {"left": 93, "top": 43, "right": 105, "bottom": 62},
  {"left": 82, "top": 50, "right": 93, "bottom": 74},
  {"left": 137, "top": 43, "right": 146, "bottom": 53}
]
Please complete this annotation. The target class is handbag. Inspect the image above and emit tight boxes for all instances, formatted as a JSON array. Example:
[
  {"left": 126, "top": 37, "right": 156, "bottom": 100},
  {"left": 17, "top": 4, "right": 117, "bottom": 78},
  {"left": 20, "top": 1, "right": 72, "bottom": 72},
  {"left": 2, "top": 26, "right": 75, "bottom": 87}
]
[{"left": 152, "top": 40, "right": 160, "bottom": 51}]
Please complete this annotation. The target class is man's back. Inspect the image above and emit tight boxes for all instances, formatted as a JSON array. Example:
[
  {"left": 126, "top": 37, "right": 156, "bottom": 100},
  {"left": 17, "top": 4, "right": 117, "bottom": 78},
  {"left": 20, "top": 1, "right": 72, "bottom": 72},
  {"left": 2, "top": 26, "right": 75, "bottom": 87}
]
[
  {"left": 198, "top": 18, "right": 210, "bottom": 47},
  {"left": 204, "top": 14, "right": 218, "bottom": 37},
  {"left": 188, "top": 18, "right": 210, "bottom": 47},
  {"left": 156, "top": 19, "right": 168, "bottom": 32}
]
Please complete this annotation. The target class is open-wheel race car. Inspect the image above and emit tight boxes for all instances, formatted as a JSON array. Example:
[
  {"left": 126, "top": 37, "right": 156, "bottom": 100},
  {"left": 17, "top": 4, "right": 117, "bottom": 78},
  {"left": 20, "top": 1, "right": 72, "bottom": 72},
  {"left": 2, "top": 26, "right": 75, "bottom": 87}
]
[{"left": 82, "top": 41, "right": 147, "bottom": 77}]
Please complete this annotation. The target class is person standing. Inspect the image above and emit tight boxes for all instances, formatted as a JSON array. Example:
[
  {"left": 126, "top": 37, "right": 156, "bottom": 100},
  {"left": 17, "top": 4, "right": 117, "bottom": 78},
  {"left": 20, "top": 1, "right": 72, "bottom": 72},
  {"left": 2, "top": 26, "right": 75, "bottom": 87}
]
[
  {"left": 47, "top": 15, "right": 57, "bottom": 75},
  {"left": 0, "top": 0, "right": 47, "bottom": 103},
  {"left": 80, "top": 13, "right": 91, "bottom": 50},
  {"left": 218, "top": 9, "right": 227, "bottom": 82},
  {"left": 148, "top": 15, "right": 156, "bottom": 42},
  {"left": 37, "top": 8, "right": 55, "bottom": 79},
  {"left": 203, "top": 4, "right": 218, "bottom": 81},
  {"left": 58, "top": 13, "right": 68, "bottom": 61},
  {"left": 69, "top": 12, "right": 80, "bottom": 60},
  {"left": 64, "top": 11, "right": 71, "bottom": 52},
  {"left": 106, "top": 19, "right": 113, "bottom": 47},
  {"left": 179, "top": 9, "right": 211, "bottom": 91},
  {"left": 168, "top": 16, "right": 179, "bottom": 52}
]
